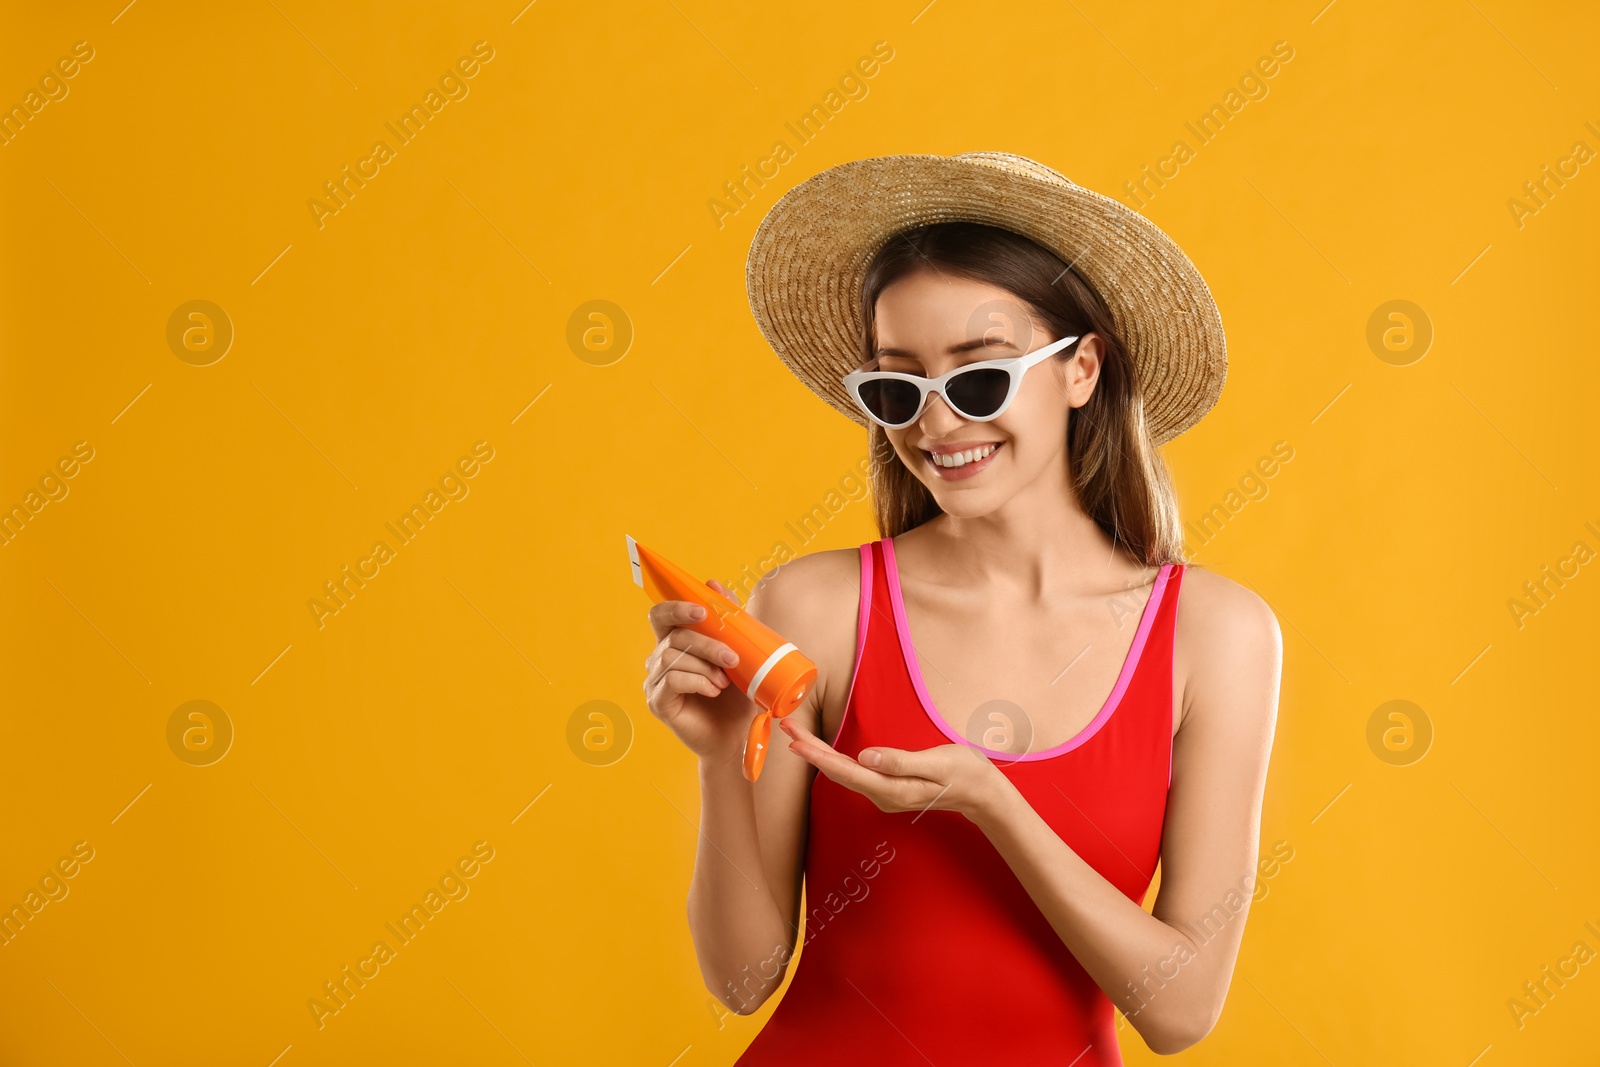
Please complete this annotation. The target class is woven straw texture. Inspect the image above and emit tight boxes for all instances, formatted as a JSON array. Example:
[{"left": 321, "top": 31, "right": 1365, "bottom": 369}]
[{"left": 744, "top": 152, "right": 1227, "bottom": 445}]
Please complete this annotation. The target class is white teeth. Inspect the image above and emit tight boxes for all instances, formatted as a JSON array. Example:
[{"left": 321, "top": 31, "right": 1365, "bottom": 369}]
[{"left": 928, "top": 443, "right": 999, "bottom": 468}]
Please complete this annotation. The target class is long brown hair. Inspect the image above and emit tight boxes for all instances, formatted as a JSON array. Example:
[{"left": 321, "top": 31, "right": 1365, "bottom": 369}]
[{"left": 858, "top": 221, "right": 1188, "bottom": 567}]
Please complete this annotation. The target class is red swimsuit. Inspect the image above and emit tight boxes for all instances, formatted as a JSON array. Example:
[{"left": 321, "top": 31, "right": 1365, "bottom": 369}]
[{"left": 734, "top": 536, "right": 1186, "bottom": 1066}]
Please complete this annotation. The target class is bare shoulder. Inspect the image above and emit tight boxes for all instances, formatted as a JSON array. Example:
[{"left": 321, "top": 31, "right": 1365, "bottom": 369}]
[
  {"left": 1172, "top": 564, "right": 1283, "bottom": 733},
  {"left": 743, "top": 545, "right": 863, "bottom": 619},
  {"left": 742, "top": 546, "right": 865, "bottom": 729},
  {"left": 1174, "top": 565, "right": 1281, "bottom": 643}
]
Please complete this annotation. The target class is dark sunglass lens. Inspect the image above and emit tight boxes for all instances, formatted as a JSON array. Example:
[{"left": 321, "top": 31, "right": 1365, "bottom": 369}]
[
  {"left": 945, "top": 368, "right": 1011, "bottom": 419},
  {"left": 859, "top": 379, "right": 922, "bottom": 425}
]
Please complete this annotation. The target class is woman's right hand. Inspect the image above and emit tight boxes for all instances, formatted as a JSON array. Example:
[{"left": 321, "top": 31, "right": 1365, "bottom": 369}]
[{"left": 643, "top": 579, "right": 754, "bottom": 761}]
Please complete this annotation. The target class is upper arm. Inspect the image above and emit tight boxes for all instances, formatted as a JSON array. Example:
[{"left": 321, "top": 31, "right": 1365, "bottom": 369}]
[
  {"left": 1150, "top": 567, "right": 1283, "bottom": 1028},
  {"left": 741, "top": 548, "right": 862, "bottom": 943}
]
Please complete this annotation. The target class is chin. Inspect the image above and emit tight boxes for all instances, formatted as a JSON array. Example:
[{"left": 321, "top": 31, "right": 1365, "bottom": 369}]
[{"left": 926, "top": 485, "right": 1007, "bottom": 517}]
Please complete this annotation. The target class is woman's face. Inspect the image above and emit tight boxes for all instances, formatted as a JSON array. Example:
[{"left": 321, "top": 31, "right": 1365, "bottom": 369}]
[{"left": 869, "top": 267, "right": 1102, "bottom": 517}]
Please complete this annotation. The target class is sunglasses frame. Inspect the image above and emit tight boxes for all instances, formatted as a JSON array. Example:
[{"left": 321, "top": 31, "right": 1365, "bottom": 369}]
[{"left": 841, "top": 333, "right": 1082, "bottom": 430}]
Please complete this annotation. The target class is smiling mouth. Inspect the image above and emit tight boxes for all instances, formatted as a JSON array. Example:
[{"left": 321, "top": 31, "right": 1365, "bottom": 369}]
[{"left": 923, "top": 441, "right": 1004, "bottom": 470}]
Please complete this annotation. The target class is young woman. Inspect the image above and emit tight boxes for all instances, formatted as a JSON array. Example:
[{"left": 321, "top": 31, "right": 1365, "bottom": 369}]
[{"left": 642, "top": 153, "right": 1281, "bottom": 1064}]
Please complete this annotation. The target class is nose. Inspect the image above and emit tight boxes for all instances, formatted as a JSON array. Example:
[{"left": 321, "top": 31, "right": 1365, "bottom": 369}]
[{"left": 916, "top": 389, "right": 968, "bottom": 435}]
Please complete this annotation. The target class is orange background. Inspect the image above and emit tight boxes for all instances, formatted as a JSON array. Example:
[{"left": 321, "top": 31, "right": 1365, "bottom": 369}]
[{"left": 2, "top": 1, "right": 1597, "bottom": 1064}]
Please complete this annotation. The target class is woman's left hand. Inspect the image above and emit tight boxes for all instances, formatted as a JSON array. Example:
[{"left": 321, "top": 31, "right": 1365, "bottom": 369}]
[{"left": 778, "top": 715, "right": 1011, "bottom": 824}]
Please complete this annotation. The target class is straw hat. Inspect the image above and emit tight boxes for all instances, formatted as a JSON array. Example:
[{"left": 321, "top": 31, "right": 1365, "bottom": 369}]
[{"left": 744, "top": 151, "right": 1227, "bottom": 445}]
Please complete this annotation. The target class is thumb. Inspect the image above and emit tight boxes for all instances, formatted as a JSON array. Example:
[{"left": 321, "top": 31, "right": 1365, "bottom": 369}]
[{"left": 707, "top": 578, "right": 741, "bottom": 606}]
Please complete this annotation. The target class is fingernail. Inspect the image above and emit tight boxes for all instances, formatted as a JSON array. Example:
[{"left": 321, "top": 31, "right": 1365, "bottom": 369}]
[
  {"left": 861, "top": 750, "right": 881, "bottom": 767},
  {"left": 722, "top": 650, "right": 739, "bottom": 666},
  {"left": 691, "top": 606, "right": 706, "bottom": 619}
]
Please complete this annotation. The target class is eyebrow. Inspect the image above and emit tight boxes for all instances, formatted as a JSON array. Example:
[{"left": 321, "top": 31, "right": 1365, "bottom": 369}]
[{"left": 873, "top": 337, "right": 1017, "bottom": 362}]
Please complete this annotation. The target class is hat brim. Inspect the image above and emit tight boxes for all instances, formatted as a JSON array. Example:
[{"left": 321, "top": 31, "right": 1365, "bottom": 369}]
[{"left": 745, "top": 152, "right": 1227, "bottom": 446}]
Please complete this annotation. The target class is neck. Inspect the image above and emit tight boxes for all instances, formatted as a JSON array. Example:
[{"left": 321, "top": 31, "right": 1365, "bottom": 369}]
[{"left": 916, "top": 465, "right": 1143, "bottom": 600}]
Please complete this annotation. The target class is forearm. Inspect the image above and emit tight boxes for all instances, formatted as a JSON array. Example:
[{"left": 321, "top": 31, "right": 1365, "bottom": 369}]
[
  {"left": 686, "top": 754, "right": 794, "bottom": 1014},
  {"left": 970, "top": 782, "right": 1219, "bottom": 1052}
]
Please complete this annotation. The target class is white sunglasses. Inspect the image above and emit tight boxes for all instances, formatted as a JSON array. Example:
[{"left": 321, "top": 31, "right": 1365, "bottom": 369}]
[{"left": 841, "top": 333, "right": 1081, "bottom": 429}]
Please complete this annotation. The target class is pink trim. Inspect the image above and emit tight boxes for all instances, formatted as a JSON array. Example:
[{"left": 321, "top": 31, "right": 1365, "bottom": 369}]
[
  {"left": 1166, "top": 564, "right": 1185, "bottom": 791},
  {"left": 880, "top": 535, "right": 1172, "bottom": 761},
  {"left": 831, "top": 543, "right": 874, "bottom": 747}
]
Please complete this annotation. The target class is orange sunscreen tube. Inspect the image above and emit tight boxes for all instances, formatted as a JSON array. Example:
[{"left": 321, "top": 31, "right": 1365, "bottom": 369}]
[{"left": 627, "top": 535, "right": 817, "bottom": 781}]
